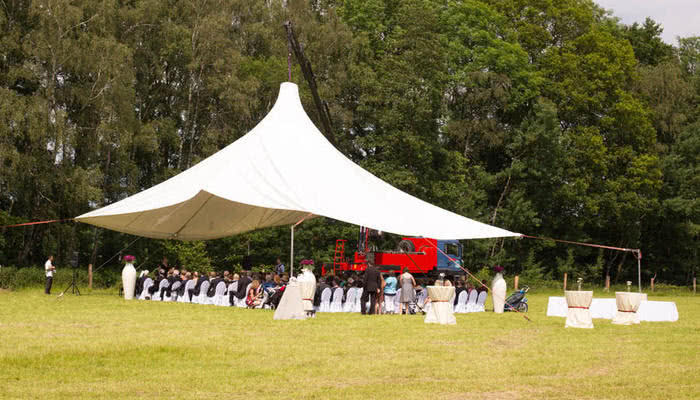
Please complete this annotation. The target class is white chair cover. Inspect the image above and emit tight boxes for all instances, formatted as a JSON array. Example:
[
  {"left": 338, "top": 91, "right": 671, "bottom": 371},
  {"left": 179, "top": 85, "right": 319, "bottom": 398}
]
[
  {"left": 475, "top": 291, "right": 487, "bottom": 312},
  {"left": 465, "top": 290, "right": 478, "bottom": 313},
  {"left": 152, "top": 279, "right": 169, "bottom": 301},
  {"left": 273, "top": 278, "right": 307, "bottom": 320},
  {"left": 612, "top": 292, "right": 641, "bottom": 325},
  {"left": 214, "top": 282, "right": 228, "bottom": 306},
  {"left": 424, "top": 286, "right": 456, "bottom": 325},
  {"left": 353, "top": 288, "right": 363, "bottom": 312},
  {"left": 565, "top": 290, "right": 594, "bottom": 329},
  {"left": 330, "top": 288, "right": 344, "bottom": 312},
  {"left": 178, "top": 280, "right": 195, "bottom": 303},
  {"left": 139, "top": 278, "right": 153, "bottom": 299},
  {"left": 455, "top": 290, "right": 468, "bottom": 313},
  {"left": 393, "top": 289, "right": 401, "bottom": 312},
  {"left": 319, "top": 287, "right": 332, "bottom": 312},
  {"left": 344, "top": 287, "right": 357, "bottom": 312},
  {"left": 168, "top": 281, "right": 182, "bottom": 302},
  {"left": 193, "top": 280, "right": 210, "bottom": 304}
]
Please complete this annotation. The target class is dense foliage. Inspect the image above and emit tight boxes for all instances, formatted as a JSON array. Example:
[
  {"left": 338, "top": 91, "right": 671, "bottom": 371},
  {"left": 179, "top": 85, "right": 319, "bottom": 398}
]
[{"left": 1, "top": 0, "right": 697, "bottom": 284}]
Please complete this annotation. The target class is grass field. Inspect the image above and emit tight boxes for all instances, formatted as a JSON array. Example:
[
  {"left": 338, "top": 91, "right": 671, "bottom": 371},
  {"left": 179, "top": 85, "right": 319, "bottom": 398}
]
[{"left": 1, "top": 288, "right": 698, "bottom": 399}]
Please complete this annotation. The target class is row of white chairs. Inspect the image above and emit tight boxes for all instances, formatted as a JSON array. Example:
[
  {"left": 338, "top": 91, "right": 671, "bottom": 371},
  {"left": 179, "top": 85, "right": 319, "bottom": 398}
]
[
  {"left": 315, "top": 287, "right": 483, "bottom": 314},
  {"left": 454, "top": 290, "right": 487, "bottom": 313},
  {"left": 136, "top": 278, "right": 268, "bottom": 308}
]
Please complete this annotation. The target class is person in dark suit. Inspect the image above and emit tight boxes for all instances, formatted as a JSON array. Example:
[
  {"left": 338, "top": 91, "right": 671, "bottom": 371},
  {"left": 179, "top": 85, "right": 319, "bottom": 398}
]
[
  {"left": 207, "top": 271, "right": 224, "bottom": 297},
  {"left": 188, "top": 272, "right": 200, "bottom": 299},
  {"left": 236, "top": 271, "right": 252, "bottom": 303},
  {"left": 361, "top": 262, "right": 382, "bottom": 315}
]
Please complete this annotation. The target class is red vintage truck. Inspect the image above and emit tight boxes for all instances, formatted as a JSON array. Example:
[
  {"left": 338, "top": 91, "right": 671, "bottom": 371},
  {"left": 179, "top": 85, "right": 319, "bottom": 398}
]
[{"left": 324, "top": 227, "right": 464, "bottom": 276}]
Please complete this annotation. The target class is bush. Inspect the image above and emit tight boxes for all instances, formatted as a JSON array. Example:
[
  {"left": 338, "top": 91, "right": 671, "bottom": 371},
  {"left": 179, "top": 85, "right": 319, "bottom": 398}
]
[{"left": 0, "top": 266, "right": 120, "bottom": 290}]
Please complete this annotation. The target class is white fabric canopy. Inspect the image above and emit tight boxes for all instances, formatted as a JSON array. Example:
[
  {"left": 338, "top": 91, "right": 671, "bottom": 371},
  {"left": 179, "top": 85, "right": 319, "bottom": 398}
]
[{"left": 76, "top": 83, "right": 518, "bottom": 240}]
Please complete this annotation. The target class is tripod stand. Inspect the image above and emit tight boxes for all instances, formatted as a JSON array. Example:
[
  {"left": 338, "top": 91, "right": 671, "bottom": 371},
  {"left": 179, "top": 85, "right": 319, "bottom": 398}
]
[{"left": 59, "top": 268, "right": 81, "bottom": 297}]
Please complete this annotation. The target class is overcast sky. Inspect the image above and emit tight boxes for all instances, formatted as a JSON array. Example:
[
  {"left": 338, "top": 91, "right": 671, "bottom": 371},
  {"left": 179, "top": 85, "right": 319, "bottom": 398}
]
[{"left": 595, "top": 0, "right": 700, "bottom": 44}]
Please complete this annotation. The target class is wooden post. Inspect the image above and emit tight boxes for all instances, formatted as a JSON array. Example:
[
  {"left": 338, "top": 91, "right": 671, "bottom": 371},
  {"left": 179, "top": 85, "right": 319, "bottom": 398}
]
[
  {"left": 88, "top": 263, "right": 93, "bottom": 290},
  {"left": 563, "top": 273, "right": 567, "bottom": 291},
  {"left": 694, "top": 277, "right": 697, "bottom": 295},
  {"left": 651, "top": 277, "right": 655, "bottom": 293},
  {"left": 605, "top": 275, "right": 610, "bottom": 292},
  {"left": 514, "top": 275, "right": 519, "bottom": 290}
]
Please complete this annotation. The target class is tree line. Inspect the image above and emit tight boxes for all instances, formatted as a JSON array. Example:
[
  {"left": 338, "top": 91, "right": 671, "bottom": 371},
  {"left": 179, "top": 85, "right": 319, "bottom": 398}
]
[{"left": 0, "top": 0, "right": 697, "bottom": 285}]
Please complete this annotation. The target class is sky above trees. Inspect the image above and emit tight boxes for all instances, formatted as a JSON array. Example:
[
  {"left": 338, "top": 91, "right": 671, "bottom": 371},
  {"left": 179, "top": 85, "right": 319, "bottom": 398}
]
[{"left": 596, "top": 0, "right": 700, "bottom": 43}]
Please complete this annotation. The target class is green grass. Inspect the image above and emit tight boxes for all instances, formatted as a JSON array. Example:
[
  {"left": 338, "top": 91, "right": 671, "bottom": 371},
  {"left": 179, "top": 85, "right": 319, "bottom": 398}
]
[{"left": 1, "top": 288, "right": 698, "bottom": 399}]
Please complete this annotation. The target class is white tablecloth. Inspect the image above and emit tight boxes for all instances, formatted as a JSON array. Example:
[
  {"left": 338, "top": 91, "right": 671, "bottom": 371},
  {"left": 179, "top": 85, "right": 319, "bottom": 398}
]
[
  {"left": 273, "top": 281, "right": 307, "bottom": 320},
  {"left": 547, "top": 296, "right": 678, "bottom": 322},
  {"left": 565, "top": 291, "right": 594, "bottom": 329},
  {"left": 424, "top": 286, "right": 456, "bottom": 325},
  {"left": 612, "top": 292, "right": 641, "bottom": 325}
]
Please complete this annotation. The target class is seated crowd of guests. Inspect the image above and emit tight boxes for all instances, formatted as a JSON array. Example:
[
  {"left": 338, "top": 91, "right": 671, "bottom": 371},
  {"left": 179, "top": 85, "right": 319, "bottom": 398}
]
[
  {"left": 134, "top": 267, "right": 291, "bottom": 308},
  {"left": 134, "top": 266, "right": 489, "bottom": 315}
]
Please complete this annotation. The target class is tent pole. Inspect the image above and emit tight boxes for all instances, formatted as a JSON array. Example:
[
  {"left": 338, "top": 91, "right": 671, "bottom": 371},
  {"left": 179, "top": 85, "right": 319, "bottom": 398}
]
[
  {"left": 637, "top": 250, "right": 642, "bottom": 293},
  {"left": 290, "top": 225, "right": 294, "bottom": 278}
]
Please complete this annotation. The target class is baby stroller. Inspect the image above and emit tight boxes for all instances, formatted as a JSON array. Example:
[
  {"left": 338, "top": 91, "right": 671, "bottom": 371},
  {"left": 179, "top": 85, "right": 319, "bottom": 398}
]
[{"left": 504, "top": 285, "right": 529, "bottom": 312}]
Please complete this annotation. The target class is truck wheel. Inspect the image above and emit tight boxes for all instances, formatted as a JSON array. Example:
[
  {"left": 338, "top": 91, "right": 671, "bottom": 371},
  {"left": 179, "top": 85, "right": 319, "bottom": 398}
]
[{"left": 397, "top": 240, "right": 415, "bottom": 253}]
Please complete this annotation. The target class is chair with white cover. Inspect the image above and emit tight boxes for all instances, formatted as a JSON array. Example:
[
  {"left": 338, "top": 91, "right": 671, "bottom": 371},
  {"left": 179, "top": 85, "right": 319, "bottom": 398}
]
[
  {"left": 455, "top": 290, "right": 468, "bottom": 313},
  {"left": 319, "top": 287, "right": 332, "bottom": 312},
  {"left": 474, "top": 291, "right": 487, "bottom": 312},
  {"left": 152, "top": 279, "right": 169, "bottom": 301},
  {"left": 179, "top": 280, "right": 195, "bottom": 303},
  {"left": 193, "top": 280, "right": 209, "bottom": 305},
  {"left": 237, "top": 283, "right": 252, "bottom": 308},
  {"left": 465, "top": 290, "right": 478, "bottom": 312},
  {"left": 343, "top": 287, "right": 357, "bottom": 312},
  {"left": 167, "top": 281, "right": 182, "bottom": 302},
  {"left": 213, "top": 282, "right": 228, "bottom": 306},
  {"left": 330, "top": 288, "right": 344, "bottom": 312},
  {"left": 139, "top": 278, "right": 153, "bottom": 300},
  {"left": 255, "top": 290, "right": 269, "bottom": 309},
  {"left": 353, "top": 288, "right": 363, "bottom": 312},
  {"left": 231, "top": 281, "right": 238, "bottom": 306}
]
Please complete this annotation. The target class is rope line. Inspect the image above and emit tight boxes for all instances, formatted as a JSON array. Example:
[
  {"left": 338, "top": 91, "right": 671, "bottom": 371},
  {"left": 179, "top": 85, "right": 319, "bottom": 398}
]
[
  {"left": 520, "top": 234, "right": 640, "bottom": 255},
  {"left": 1, "top": 218, "right": 74, "bottom": 228}
]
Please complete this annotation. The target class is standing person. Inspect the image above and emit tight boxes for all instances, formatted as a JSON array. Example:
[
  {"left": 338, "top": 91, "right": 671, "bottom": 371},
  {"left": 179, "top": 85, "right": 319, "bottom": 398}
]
[
  {"left": 361, "top": 262, "right": 381, "bottom": 315},
  {"left": 44, "top": 255, "right": 55, "bottom": 295},
  {"left": 275, "top": 258, "right": 285, "bottom": 276},
  {"left": 384, "top": 273, "right": 398, "bottom": 314},
  {"left": 159, "top": 257, "right": 169, "bottom": 271},
  {"left": 399, "top": 268, "right": 416, "bottom": 315}
]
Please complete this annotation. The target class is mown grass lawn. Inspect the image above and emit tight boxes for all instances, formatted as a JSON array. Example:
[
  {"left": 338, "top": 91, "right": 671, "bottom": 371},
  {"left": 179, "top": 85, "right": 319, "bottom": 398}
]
[{"left": 0, "top": 288, "right": 698, "bottom": 399}]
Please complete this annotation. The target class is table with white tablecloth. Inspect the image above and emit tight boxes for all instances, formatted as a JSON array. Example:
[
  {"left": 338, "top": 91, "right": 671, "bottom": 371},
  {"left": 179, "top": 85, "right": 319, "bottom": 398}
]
[
  {"left": 547, "top": 295, "right": 678, "bottom": 322},
  {"left": 612, "top": 292, "right": 641, "bottom": 325},
  {"left": 425, "top": 286, "right": 456, "bottom": 325},
  {"left": 564, "top": 291, "right": 594, "bottom": 329}
]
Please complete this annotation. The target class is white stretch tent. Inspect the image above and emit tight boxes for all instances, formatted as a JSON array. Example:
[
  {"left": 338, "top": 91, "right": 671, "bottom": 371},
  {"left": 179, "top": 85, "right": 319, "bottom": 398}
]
[{"left": 76, "top": 83, "right": 518, "bottom": 241}]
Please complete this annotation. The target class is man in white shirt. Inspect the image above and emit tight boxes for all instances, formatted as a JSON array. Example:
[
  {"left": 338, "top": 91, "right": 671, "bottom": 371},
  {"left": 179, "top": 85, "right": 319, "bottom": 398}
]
[{"left": 45, "top": 255, "right": 55, "bottom": 295}]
